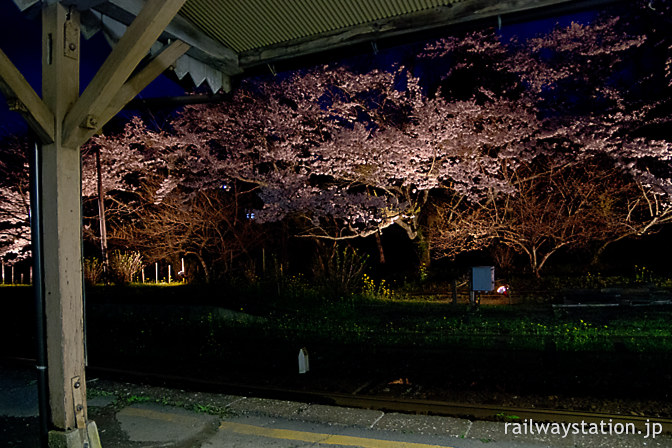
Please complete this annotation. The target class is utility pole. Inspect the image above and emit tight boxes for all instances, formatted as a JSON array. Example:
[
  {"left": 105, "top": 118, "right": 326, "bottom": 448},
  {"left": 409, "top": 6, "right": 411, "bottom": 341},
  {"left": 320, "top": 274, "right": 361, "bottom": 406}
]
[{"left": 95, "top": 147, "right": 109, "bottom": 282}]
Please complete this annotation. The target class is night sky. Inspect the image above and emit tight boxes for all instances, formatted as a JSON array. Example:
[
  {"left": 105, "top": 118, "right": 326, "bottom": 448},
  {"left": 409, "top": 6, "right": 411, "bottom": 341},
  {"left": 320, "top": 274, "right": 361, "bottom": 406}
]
[{"left": 0, "top": 2, "right": 597, "bottom": 138}]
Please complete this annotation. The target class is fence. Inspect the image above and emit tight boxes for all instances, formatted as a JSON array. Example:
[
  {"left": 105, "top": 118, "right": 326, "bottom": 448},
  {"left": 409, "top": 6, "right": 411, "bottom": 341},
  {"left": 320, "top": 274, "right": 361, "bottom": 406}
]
[
  {"left": 1, "top": 261, "right": 32, "bottom": 285},
  {"left": 134, "top": 258, "right": 187, "bottom": 284}
]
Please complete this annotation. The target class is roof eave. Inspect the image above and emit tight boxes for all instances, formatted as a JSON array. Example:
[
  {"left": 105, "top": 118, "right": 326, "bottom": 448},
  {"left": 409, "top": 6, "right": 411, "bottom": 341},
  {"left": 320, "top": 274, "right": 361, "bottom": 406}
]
[{"left": 239, "top": 0, "right": 625, "bottom": 70}]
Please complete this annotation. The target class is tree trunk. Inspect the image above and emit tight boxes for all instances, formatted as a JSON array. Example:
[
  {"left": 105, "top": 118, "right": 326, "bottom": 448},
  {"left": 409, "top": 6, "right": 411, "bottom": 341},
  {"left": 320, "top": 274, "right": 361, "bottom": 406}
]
[
  {"left": 530, "top": 246, "right": 561, "bottom": 278},
  {"left": 527, "top": 247, "right": 542, "bottom": 278},
  {"left": 414, "top": 228, "right": 431, "bottom": 269},
  {"left": 186, "top": 251, "right": 210, "bottom": 283},
  {"left": 590, "top": 234, "right": 632, "bottom": 267},
  {"left": 95, "top": 147, "right": 110, "bottom": 283},
  {"left": 375, "top": 230, "right": 386, "bottom": 264}
]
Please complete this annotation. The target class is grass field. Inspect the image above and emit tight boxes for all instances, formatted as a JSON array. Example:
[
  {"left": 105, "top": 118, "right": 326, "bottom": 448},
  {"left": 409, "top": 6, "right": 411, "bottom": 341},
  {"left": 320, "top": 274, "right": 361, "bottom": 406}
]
[
  {"left": 3, "top": 281, "right": 672, "bottom": 359},
  {"left": 79, "top": 281, "right": 672, "bottom": 355}
]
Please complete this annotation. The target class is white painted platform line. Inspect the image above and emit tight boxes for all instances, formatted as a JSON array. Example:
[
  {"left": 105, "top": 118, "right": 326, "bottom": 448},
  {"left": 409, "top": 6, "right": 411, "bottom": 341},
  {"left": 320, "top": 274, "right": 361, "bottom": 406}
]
[{"left": 219, "top": 422, "right": 455, "bottom": 448}]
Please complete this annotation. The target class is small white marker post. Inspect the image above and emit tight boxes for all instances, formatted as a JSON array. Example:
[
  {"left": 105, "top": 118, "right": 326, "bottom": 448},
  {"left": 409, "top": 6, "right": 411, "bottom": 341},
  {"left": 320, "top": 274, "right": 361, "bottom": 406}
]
[
  {"left": 168, "top": 265, "right": 172, "bottom": 284},
  {"left": 298, "top": 348, "right": 310, "bottom": 374}
]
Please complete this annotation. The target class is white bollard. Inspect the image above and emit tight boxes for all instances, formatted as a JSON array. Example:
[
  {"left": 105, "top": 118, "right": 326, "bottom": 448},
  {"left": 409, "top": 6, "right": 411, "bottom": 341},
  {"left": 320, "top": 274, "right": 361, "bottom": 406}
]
[{"left": 298, "top": 348, "right": 310, "bottom": 374}]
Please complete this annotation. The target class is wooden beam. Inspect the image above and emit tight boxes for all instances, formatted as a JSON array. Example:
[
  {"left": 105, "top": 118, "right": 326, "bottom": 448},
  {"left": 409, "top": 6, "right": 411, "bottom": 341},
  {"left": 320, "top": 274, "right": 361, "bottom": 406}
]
[
  {"left": 94, "top": 0, "right": 240, "bottom": 75},
  {"left": 62, "top": 0, "right": 186, "bottom": 148},
  {"left": 92, "top": 40, "right": 189, "bottom": 139},
  {"left": 0, "top": 48, "right": 54, "bottom": 143}
]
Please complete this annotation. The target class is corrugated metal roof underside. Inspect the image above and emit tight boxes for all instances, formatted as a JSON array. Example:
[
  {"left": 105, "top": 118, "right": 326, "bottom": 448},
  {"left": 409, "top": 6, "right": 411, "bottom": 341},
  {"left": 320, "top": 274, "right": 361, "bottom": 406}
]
[{"left": 180, "top": 0, "right": 463, "bottom": 53}]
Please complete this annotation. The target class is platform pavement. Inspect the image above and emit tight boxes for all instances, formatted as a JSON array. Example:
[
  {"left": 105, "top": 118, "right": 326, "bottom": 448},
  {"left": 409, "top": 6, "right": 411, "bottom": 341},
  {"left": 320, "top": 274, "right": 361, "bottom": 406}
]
[
  {"left": 2, "top": 362, "right": 672, "bottom": 448},
  {"left": 89, "top": 397, "right": 672, "bottom": 448}
]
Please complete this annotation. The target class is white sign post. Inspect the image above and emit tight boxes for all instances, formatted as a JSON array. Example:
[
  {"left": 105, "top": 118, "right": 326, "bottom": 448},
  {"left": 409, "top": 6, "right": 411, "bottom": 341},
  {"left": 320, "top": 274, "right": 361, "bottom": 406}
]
[{"left": 471, "top": 266, "right": 495, "bottom": 306}]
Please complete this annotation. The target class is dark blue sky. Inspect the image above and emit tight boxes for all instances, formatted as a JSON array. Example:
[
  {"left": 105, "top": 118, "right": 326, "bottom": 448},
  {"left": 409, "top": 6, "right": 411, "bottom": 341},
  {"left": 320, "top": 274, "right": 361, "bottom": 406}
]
[{"left": 0, "top": 2, "right": 596, "bottom": 138}]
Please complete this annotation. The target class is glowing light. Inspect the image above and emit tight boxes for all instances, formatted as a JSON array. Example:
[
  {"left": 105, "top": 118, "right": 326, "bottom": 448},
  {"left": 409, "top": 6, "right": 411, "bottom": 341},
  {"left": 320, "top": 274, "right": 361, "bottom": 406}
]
[{"left": 497, "top": 285, "right": 508, "bottom": 294}]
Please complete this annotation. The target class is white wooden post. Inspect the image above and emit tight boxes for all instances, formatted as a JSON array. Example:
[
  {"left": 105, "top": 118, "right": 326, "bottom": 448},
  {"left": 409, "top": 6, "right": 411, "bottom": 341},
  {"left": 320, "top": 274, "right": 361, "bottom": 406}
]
[
  {"left": 168, "top": 264, "right": 172, "bottom": 283},
  {"left": 155, "top": 262, "right": 159, "bottom": 284},
  {"left": 1, "top": 261, "right": 4, "bottom": 284},
  {"left": 298, "top": 348, "right": 310, "bottom": 374},
  {"left": 141, "top": 267, "right": 145, "bottom": 283},
  {"left": 40, "top": 5, "right": 89, "bottom": 434}
]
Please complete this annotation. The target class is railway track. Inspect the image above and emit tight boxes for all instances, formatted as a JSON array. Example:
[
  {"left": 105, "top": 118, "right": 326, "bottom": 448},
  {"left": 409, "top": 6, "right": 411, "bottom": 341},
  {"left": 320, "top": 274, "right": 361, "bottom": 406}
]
[
  {"left": 86, "top": 362, "right": 672, "bottom": 434},
  {"left": 5, "top": 356, "right": 672, "bottom": 433}
]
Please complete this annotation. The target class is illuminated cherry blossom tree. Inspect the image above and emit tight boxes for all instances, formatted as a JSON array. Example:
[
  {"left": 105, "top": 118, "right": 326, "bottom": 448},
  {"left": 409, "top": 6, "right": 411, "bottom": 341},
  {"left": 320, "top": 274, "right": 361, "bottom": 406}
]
[
  {"left": 0, "top": 184, "right": 30, "bottom": 263},
  {"left": 426, "top": 8, "right": 672, "bottom": 273},
  {"left": 172, "top": 63, "right": 547, "bottom": 269},
  {"left": 81, "top": 116, "right": 195, "bottom": 201},
  {"left": 106, "top": 182, "right": 262, "bottom": 282},
  {"left": 0, "top": 136, "right": 30, "bottom": 264},
  {"left": 80, "top": 118, "right": 267, "bottom": 281},
  {"left": 83, "top": 2, "right": 672, "bottom": 275}
]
